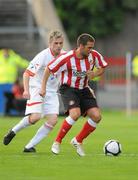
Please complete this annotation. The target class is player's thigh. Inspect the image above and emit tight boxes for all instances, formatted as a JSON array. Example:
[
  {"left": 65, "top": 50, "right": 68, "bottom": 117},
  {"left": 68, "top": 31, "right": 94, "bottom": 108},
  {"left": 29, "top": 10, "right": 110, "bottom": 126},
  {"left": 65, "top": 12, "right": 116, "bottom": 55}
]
[
  {"left": 80, "top": 87, "right": 98, "bottom": 115},
  {"left": 43, "top": 92, "right": 59, "bottom": 115},
  {"left": 59, "top": 85, "right": 80, "bottom": 111}
]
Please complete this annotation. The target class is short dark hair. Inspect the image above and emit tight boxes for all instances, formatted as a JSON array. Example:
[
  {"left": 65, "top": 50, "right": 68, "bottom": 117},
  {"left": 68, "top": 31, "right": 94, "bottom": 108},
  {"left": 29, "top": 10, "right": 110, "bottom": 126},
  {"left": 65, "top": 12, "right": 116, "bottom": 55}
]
[{"left": 77, "top": 33, "right": 95, "bottom": 46}]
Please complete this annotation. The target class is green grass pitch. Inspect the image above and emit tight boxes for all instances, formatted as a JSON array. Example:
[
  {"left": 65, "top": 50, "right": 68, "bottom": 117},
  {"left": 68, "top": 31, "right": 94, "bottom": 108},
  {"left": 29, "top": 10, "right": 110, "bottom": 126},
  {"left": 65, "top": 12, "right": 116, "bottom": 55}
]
[{"left": 0, "top": 110, "right": 138, "bottom": 180}]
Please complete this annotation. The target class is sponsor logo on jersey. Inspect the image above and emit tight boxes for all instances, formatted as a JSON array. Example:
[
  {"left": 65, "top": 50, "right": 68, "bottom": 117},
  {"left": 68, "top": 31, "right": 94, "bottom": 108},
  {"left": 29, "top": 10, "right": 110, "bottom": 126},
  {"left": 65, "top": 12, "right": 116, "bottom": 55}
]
[{"left": 72, "top": 70, "right": 86, "bottom": 77}]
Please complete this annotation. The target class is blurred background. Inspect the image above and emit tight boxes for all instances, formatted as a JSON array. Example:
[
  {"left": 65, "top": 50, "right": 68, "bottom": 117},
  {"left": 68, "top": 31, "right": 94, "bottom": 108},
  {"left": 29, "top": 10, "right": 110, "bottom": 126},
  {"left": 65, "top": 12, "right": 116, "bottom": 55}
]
[{"left": 0, "top": 0, "right": 138, "bottom": 116}]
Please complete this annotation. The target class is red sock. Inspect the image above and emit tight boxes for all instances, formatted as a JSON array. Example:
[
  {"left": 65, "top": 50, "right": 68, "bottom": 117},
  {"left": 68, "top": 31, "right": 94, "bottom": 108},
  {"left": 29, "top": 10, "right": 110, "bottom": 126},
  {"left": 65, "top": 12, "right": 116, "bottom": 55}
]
[
  {"left": 55, "top": 119, "right": 72, "bottom": 143},
  {"left": 76, "top": 121, "right": 96, "bottom": 143}
]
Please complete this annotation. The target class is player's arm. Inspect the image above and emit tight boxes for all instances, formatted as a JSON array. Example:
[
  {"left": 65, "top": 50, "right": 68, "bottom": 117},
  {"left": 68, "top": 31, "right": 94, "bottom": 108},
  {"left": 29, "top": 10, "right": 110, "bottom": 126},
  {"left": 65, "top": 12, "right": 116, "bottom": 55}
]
[
  {"left": 23, "top": 70, "right": 31, "bottom": 99},
  {"left": 39, "top": 67, "right": 51, "bottom": 97},
  {"left": 87, "top": 67, "right": 105, "bottom": 80},
  {"left": 88, "top": 50, "right": 107, "bottom": 80}
]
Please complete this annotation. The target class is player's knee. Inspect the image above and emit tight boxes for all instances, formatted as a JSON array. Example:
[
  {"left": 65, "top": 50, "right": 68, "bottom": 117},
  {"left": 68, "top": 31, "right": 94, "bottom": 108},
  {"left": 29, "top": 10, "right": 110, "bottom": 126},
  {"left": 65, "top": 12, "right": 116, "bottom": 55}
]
[
  {"left": 53, "top": 118, "right": 58, "bottom": 125},
  {"left": 94, "top": 114, "right": 102, "bottom": 123},
  {"left": 29, "top": 113, "right": 41, "bottom": 124},
  {"left": 88, "top": 108, "right": 102, "bottom": 123},
  {"left": 90, "top": 112, "right": 101, "bottom": 123},
  {"left": 47, "top": 117, "right": 58, "bottom": 126},
  {"left": 70, "top": 109, "right": 81, "bottom": 120}
]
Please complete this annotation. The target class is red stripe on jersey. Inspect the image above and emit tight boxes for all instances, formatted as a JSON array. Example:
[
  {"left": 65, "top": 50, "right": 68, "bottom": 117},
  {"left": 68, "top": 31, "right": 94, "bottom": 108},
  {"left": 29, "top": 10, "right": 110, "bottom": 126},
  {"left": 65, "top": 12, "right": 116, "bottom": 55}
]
[
  {"left": 75, "top": 58, "right": 81, "bottom": 88},
  {"left": 24, "top": 70, "right": 35, "bottom": 77},
  {"left": 61, "top": 71, "right": 64, "bottom": 84},
  {"left": 50, "top": 48, "right": 54, "bottom": 56},
  {"left": 83, "top": 58, "right": 90, "bottom": 88},
  {"left": 27, "top": 102, "right": 42, "bottom": 106},
  {"left": 67, "top": 59, "right": 72, "bottom": 86}
]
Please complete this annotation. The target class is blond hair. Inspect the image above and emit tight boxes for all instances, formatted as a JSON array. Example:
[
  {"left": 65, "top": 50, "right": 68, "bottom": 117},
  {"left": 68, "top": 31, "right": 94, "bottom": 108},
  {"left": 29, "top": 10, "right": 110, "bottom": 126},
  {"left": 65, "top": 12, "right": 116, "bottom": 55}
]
[{"left": 49, "top": 30, "right": 63, "bottom": 43}]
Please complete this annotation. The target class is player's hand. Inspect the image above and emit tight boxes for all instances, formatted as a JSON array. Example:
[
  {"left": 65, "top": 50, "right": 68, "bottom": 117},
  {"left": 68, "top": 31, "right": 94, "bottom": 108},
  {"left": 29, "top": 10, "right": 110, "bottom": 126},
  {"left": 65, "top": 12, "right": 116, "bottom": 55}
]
[
  {"left": 23, "top": 90, "right": 30, "bottom": 99},
  {"left": 87, "top": 70, "right": 95, "bottom": 80},
  {"left": 39, "top": 89, "right": 46, "bottom": 97}
]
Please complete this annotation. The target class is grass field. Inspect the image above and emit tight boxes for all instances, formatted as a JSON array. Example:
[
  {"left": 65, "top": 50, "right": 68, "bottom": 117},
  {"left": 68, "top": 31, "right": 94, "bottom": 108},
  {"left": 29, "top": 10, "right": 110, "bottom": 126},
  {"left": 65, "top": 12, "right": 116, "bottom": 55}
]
[{"left": 0, "top": 110, "right": 138, "bottom": 180}]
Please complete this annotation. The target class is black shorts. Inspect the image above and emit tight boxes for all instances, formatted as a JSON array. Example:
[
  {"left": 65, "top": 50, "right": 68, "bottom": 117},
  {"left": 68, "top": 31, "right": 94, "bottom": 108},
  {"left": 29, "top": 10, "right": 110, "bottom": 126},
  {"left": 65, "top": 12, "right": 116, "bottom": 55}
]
[{"left": 59, "top": 84, "right": 98, "bottom": 116}]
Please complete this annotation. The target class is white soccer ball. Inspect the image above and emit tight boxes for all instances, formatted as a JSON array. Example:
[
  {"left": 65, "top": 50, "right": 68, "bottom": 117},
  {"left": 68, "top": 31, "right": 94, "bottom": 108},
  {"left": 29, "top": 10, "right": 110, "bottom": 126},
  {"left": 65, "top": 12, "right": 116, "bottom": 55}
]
[{"left": 103, "top": 139, "right": 122, "bottom": 156}]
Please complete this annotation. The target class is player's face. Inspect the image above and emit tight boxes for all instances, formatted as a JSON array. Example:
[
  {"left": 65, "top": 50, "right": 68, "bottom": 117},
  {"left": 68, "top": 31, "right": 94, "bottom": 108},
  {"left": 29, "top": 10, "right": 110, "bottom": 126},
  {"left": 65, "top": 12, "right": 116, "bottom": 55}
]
[
  {"left": 50, "top": 37, "right": 64, "bottom": 57},
  {"left": 81, "top": 41, "right": 94, "bottom": 58}
]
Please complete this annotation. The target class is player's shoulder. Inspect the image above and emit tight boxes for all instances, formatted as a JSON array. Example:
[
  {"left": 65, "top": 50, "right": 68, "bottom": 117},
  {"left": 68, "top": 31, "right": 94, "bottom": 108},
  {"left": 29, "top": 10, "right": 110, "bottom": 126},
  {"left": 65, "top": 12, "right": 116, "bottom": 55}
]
[
  {"left": 63, "top": 50, "right": 74, "bottom": 58},
  {"left": 38, "top": 48, "right": 50, "bottom": 56},
  {"left": 91, "top": 49, "right": 100, "bottom": 55},
  {"left": 60, "top": 49, "right": 66, "bottom": 54},
  {"left": 91, "top": 49, "right": 103, "bottom": 58},
  {"left": 32, "top": 48, "right": 50, "bottom": 61},
  {"left": 57, "top": 50, "right": 73, "bottom": 60}
]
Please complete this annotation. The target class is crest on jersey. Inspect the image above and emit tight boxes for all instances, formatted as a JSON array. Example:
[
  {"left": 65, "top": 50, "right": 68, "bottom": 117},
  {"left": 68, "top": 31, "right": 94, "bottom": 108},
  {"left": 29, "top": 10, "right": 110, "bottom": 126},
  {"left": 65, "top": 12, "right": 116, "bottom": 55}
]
[{"left": 29, "top": 63, "right": 39, "bottom": 70}]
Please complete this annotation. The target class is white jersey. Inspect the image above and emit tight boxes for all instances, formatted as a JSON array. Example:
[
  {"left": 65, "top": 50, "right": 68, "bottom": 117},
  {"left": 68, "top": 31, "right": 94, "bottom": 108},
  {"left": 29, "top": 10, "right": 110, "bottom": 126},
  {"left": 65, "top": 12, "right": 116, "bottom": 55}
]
[{"left": 26, "top": 48, "right": 65, "bottom": 92}]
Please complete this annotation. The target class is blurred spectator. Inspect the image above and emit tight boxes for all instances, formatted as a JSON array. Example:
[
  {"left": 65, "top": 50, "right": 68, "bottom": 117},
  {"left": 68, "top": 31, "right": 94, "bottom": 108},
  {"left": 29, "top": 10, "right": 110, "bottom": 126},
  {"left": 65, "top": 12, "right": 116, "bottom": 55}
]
[
  {"left": 12, "top": 79, "right": 26, "bottom": 115},
  {"left": 0, "top": 48, "right": 29, "bottom": 84},
  {"left": 4, "top": 79, "right": 26, "bottom": 116},
  {"left": 12, "top": 79, "right": 24, "bottom": 99},
  {"left": 132, "top": 55, "right": 138, "bottom": 85},
  {"left": 0, "top": 48, "right": 29, "bottom": 115}
]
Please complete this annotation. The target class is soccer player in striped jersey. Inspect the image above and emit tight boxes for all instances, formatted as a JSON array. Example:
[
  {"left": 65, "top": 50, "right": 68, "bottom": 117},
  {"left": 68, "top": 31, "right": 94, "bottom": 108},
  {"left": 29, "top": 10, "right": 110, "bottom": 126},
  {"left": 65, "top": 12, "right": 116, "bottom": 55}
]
[
  {"left": 40, "top": 33, "right": 108, "bottom": 156},
  {"left": 3, "top": 30, "right": 65, "bottom": 152}
]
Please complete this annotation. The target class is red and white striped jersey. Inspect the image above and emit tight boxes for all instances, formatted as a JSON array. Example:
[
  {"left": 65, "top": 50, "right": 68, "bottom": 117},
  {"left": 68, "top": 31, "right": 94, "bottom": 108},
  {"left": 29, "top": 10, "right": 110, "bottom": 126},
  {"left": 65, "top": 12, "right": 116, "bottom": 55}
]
[{"left": 48, "top": 49, "right": 107, "bottom": 89}]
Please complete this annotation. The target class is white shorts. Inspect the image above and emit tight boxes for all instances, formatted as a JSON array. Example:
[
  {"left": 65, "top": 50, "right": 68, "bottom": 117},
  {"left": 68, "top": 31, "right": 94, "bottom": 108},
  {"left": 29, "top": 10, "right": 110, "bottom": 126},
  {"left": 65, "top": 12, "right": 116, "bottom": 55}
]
[
  {"left": 25, "top": 87, "right": 44, "bottom": 115},
  {"left": 43, "top": 92, "right": 59, "bottom": 116},
  {"left": 25, "top": 87, "right": 59, "bottom": 116}
]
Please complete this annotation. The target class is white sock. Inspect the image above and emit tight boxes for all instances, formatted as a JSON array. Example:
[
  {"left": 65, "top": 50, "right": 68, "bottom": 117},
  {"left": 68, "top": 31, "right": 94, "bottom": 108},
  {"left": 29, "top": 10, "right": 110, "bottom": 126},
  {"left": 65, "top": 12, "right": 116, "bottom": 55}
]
[
  {"left": 88, "top": 118, "right": 97, "bottom": 128},
  {"left": 66, "top": 116, "right": 76, "bottom": 125},
  {"left": 25, "top": 122, "right": 53, "bottom": 149},
  {"left": 12, "top": 116, "right": 31, "bottom": 133}
]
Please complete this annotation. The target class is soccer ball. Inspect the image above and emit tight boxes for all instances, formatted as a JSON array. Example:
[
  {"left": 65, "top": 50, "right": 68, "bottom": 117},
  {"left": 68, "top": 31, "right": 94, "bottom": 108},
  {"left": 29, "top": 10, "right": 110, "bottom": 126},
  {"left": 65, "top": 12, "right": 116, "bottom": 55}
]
[{"left": 103, "top": 139, "right": 122, "bottom": 156}]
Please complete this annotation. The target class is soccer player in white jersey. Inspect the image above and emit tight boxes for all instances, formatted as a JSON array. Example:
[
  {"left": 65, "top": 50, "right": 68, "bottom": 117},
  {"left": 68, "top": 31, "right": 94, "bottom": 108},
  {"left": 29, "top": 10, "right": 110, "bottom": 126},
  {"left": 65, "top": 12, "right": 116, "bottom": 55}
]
[
  {"left": 40, "top": 33, "right": 108, "bottom": 156},
  {"left": 3, "top": 30, "right": 65, "bottom": 152}
]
